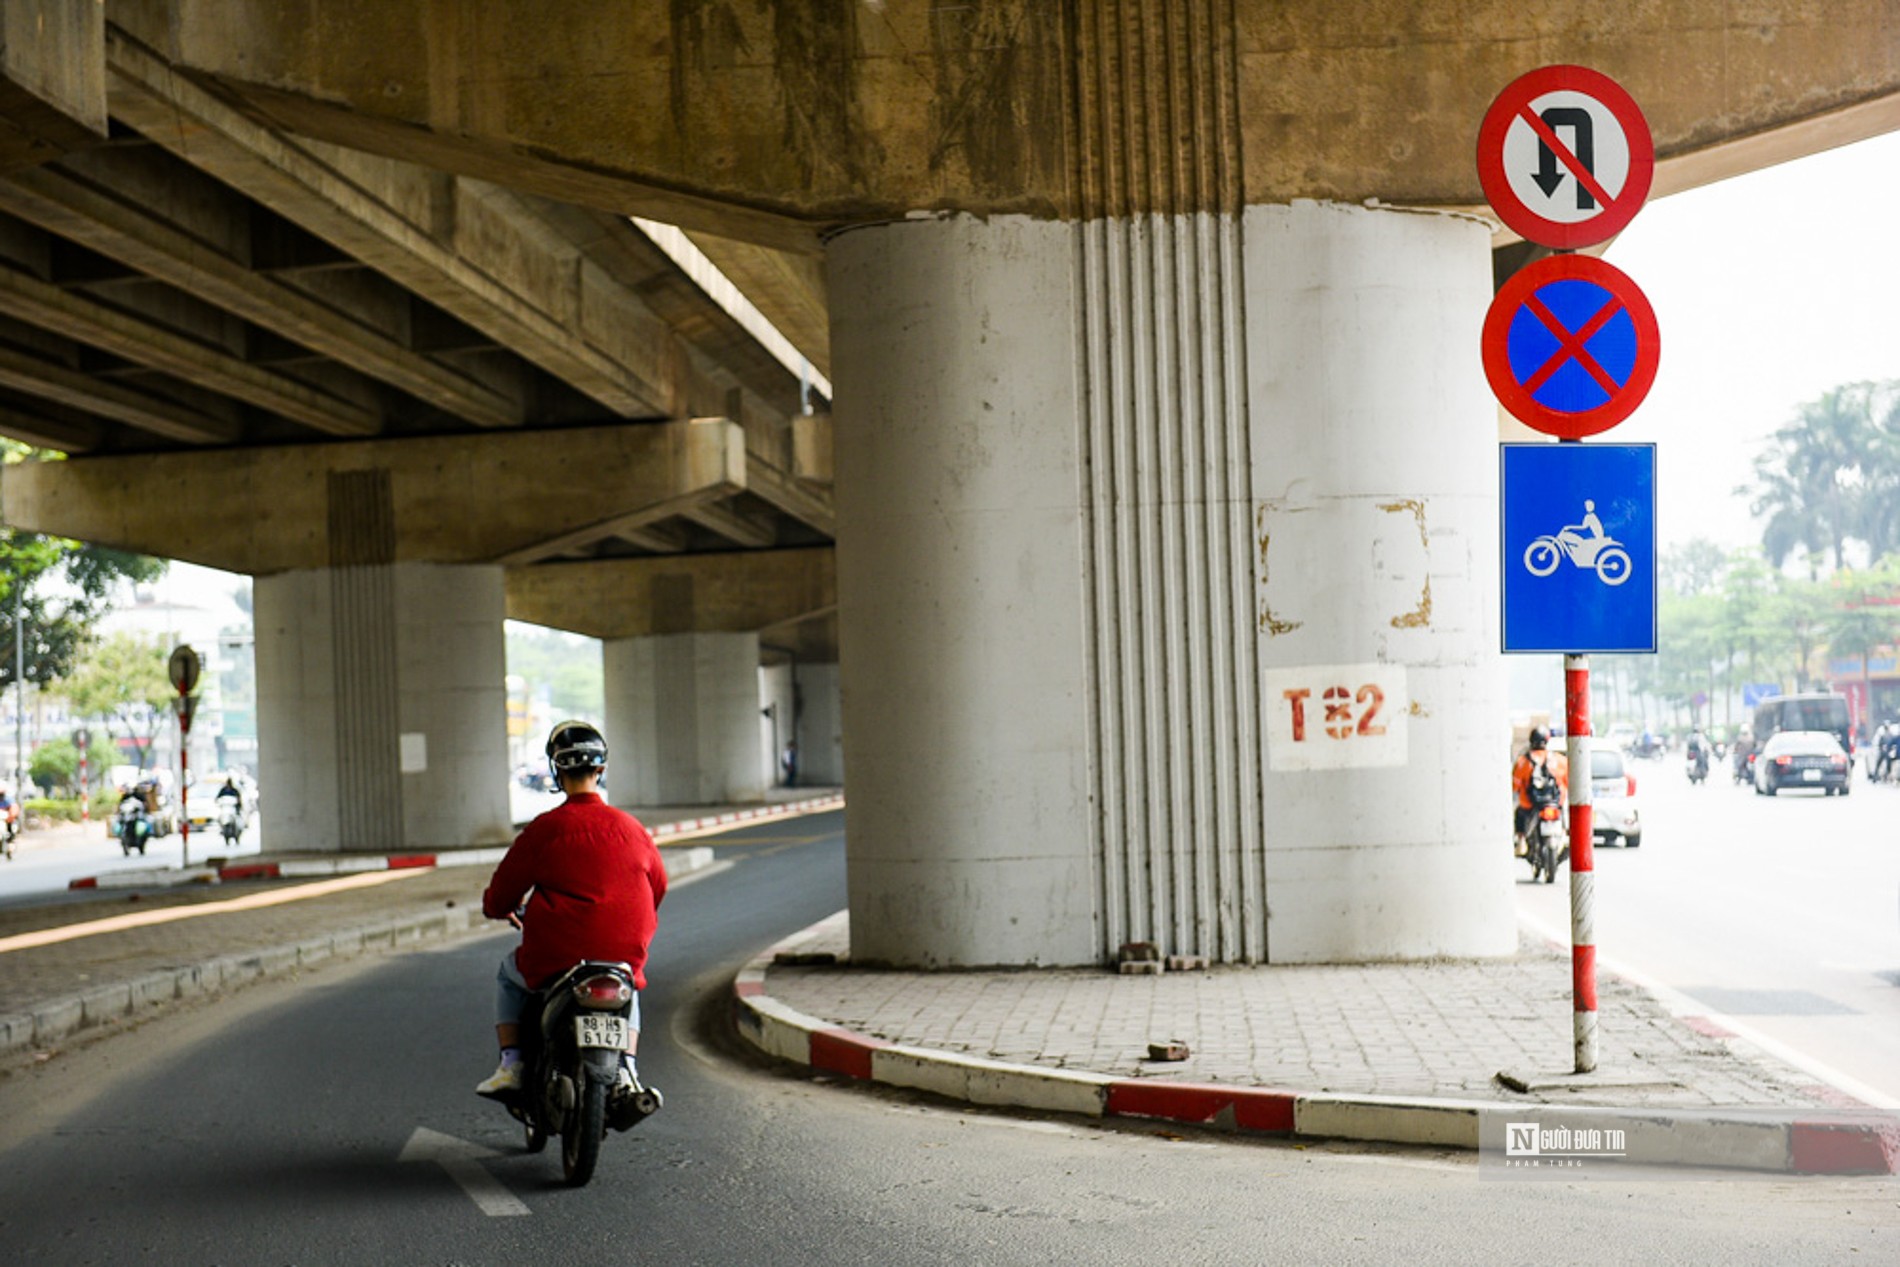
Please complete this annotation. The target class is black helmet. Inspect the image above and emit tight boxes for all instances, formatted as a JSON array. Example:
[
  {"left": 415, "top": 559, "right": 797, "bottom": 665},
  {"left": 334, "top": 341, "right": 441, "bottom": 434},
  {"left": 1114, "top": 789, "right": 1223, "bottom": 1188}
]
[
  {"left": 546, "top": 720, "right": 608, "bottom": 781},
  {"left": 1527, "top": 727, "right": 1549, "bottom": 751}
]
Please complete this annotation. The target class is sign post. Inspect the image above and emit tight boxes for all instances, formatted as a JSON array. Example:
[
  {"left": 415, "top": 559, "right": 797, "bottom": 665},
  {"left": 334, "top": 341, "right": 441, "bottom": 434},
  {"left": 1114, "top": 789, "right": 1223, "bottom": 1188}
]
[
  {"left": 1480, "top": 65, "right": 1659, "bottom": 1075},
  {"left": 169, "top": 646, "right": 200, "bottom": 867},
  {"left": 73, "top": 727, "right": 90, "bottom": 824}
]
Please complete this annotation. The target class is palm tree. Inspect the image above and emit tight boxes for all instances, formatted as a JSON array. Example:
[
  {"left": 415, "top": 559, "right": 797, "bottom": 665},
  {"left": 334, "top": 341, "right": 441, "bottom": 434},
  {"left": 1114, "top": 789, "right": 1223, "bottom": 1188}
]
[{"left": 1746, "top": 384, "right": 1876, "bottom": 577}]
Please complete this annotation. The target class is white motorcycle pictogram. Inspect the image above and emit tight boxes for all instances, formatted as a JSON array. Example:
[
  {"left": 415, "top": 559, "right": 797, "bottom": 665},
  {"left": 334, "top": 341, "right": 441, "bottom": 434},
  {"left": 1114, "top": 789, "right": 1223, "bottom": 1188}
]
[{"left": 1523, "top": 499, "right": 1631, "bottom": 586}]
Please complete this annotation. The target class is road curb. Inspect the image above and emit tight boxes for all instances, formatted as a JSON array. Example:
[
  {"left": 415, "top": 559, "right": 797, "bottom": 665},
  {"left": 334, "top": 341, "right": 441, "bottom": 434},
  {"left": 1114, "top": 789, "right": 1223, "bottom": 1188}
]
[
  {"left": 65, "top": 794, "right": 843, "bottom": 889},
  {"left": 730, "top": 917, "right": 1900, "bottom": 1175}
]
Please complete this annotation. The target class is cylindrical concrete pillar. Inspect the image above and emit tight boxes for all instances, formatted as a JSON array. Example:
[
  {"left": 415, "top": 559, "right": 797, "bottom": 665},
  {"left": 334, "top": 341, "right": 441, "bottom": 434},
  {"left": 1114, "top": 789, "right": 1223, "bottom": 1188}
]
[
  {"left": 829, "top": 200, "right": 1511, "bottom": 968},
  {"left": 254, "top": 562, "right": 511, "bottom": 853},
  {"left": 603, "top": 631, "right": 765, "bottom": 807}
]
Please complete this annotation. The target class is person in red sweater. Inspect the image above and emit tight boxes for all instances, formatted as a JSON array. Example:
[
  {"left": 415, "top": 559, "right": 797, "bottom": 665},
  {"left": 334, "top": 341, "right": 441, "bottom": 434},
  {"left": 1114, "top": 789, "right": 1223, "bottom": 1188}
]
[{"left": 476, "top": 720, "right": 668, "bottom": 1109}]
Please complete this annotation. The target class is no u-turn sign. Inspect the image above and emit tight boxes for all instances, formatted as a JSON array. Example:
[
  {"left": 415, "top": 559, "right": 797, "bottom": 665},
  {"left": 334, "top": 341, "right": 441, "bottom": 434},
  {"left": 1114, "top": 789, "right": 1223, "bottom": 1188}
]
[{"left": 1477, "top": 65, "right": 1654, "bottom": 250}]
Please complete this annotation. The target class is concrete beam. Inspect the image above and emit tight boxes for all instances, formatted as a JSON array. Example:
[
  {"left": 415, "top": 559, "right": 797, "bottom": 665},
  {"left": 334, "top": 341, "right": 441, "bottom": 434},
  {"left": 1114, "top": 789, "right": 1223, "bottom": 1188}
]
[
  {"left": 0, "top": 261, "right": 380, "bottom": 437},
  {"left": 120, "top": 1, "right": 1900, "bottom": 238},
  {"left": 0, "top": 340, "right": 238, "bottom": 444},
  {"left": 0, "top": 417, "right": 746, "bottom": 574},
  {"left": 0, "top": 164, "right": 520, "bottom": 430},
  {"left": 506, "top": 546, "right": 835, "bottom": 642},
  {"left": 0, "top": 0, "right": 106, "bottom": 173},
  {"left": 103, "top": 33, "right": 710, "bottom": 421}
]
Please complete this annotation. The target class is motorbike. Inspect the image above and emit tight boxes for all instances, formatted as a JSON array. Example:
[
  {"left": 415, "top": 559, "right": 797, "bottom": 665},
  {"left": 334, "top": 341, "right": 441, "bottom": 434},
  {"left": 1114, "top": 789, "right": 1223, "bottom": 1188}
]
[
  {"left": 1686, "top": 746, "right": 1710, "bottom": 785},
  {"left": 217, "top": 798, "right": 244, "bottom": 846},
  {"left": 497, "top": 959, "right": 660, "bottom": 1186},
  {"left": 1732, "top": 748, "right": 1757, "bottom": 786},
  {"left": 1520, "top": 802, "right": 1565, "bottom": 884},
  {"left": 2, "top": 808, "right": 16, "bottom": 860},
  {"left": 116, "top": 798, "right": 153, "bottom": 855}
]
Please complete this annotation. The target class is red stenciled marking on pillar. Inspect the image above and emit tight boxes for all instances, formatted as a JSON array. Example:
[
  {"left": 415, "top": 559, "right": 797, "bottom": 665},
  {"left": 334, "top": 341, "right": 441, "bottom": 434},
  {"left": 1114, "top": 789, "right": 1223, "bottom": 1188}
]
[
  {"left": 1572, "top": 944, "right": 1598, "bottom": 1012},
  {"left": 1283, "top": 689, "right": 1310, "bottom": 742}
]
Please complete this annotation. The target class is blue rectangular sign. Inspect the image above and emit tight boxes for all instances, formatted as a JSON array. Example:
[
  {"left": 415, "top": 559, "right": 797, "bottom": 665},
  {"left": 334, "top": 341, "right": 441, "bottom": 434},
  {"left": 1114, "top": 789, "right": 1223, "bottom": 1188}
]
[{"left": 1500, "top": 443, "right": 1657, "bottom": 654}]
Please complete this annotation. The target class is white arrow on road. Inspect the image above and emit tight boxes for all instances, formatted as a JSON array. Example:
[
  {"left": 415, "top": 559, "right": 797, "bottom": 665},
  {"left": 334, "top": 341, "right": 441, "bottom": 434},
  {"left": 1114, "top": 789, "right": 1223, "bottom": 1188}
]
[{"left": 399, "top": 1127, "right": 530, "bottom": 1217}]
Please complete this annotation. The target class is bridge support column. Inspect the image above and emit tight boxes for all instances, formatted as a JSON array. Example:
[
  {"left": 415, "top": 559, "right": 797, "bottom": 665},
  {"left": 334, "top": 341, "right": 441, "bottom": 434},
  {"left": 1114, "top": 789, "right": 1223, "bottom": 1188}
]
[
  {"left": 604, "top": 632, "right": 766, "bottom": 807},
  {"left": 830, "top": 201, "right": 1510, "bottom": 967},
  {"left": 254, "top": 563, "right": 512, "bottom": 854}
]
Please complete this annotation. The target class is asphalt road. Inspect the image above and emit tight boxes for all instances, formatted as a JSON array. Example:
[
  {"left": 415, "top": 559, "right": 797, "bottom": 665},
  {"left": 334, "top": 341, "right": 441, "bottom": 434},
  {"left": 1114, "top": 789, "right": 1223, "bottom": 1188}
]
[
  {"left": 1, "top": 808, "right": 1894, "bottom": 1265},
  {"left": 1515, "top": 753, "right": 1900, "bottom": 1107}
]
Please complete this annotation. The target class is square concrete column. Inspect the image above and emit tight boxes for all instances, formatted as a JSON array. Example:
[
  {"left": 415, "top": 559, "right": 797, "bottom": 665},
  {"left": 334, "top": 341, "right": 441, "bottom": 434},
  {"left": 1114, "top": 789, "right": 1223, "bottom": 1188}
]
[
  {"left": 254, "top": 562, "right": 512, "bottom": 853},
  {"left": 793, "top": 662, "right": 843, "bottom": 786},
  {"left": 604, "top": 631, "right": 766, "bottom": 807}
]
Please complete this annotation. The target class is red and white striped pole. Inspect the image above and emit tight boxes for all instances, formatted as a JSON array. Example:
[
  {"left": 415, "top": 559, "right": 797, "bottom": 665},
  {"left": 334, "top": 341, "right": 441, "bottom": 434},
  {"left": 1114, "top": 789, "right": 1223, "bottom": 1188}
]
[{"left": 1564, "top": 653, "right": 1597, "bottom": 1073}]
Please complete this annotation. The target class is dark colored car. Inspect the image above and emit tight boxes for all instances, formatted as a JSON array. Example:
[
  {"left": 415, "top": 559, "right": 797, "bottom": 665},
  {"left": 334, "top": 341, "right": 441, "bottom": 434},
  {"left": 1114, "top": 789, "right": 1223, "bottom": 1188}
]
[
  {"left": 1753, "top": 730, "right": 1852, "bottom": 797},
  {"left": 1751, "top": 693, "right": 1853, "bottom": 762}
]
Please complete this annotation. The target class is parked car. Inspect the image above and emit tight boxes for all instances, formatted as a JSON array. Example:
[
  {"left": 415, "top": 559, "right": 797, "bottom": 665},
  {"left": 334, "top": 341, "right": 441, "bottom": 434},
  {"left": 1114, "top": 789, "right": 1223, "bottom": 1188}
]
[
  {"left": 1588, "top": 740, "right": 1641, "bottom": 848},
  {"left": 1753, "top": 730, "right": 1852, "bottom": 796}
]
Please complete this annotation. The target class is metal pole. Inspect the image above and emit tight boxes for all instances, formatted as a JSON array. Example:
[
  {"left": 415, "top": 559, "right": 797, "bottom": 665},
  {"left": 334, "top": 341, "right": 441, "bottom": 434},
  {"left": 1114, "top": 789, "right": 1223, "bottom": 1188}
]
[
  {"left": 1565, "top": 653, "right": 1598, "bottom": 1073},
  {"left": 13, "top": 585, "right": 23, "bottom": 813},
  {"left": 178, "top": 693, "right": 190, "bottom": 868}
]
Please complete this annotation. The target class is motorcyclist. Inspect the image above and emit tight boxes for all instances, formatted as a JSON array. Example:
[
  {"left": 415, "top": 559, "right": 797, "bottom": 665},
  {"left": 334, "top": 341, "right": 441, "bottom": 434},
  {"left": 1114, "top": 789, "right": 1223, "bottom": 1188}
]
[
  {"left": 1511, "top": 727, "right": 1568, "bottom": 854},
  {"left": 1685, "top": 728, "right": 1711, "bottom": 778},
  {"left": 0, "top": 785, "right": 17, "bottom": 856},
  {"left": 1876, "top": 719, "right": 1900, "bottom": 782},
  {"left": 477, "top": 720, "right": 668, "bottom": 1120}
]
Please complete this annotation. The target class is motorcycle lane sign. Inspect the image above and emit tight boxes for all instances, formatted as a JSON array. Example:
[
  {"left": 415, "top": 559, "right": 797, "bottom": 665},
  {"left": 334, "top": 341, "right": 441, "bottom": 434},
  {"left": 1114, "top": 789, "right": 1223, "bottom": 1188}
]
[{"left": 1500, "top": 443, "right": 1656, "bottom": 654}]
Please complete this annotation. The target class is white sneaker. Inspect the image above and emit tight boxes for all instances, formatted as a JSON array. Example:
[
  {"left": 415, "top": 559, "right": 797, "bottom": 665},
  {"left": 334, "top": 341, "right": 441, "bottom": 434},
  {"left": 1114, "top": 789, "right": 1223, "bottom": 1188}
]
[{"left": 475, "top": 1059, "right": 523, "bottom": 1098}]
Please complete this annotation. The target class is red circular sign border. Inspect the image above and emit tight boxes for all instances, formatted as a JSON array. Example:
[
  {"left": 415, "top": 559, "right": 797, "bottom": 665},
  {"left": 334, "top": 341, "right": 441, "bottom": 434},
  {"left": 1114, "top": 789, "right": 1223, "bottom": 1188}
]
[
  {"left": 1481, "top": 254, "right": 1660, "bottom": 440},
  {"left": 1477, "top": 65, "right": 1655, "bottom": 251}
]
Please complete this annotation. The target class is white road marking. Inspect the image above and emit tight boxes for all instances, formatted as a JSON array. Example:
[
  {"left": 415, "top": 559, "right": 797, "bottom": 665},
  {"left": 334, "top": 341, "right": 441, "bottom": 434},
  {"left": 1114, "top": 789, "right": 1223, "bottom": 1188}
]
[{"left": 399, "top": 1127, "right": 530, "bottom": 1217}]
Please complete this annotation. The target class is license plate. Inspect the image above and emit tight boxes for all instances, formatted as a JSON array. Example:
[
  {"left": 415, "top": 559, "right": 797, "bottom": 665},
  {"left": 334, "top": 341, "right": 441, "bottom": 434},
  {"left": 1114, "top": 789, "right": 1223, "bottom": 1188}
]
[
  {"left": 1802, "top": 769, "right": 1821, "bottom": 782},
  {"left": 574, "top": 1014, "right": 628, "bottom": 1049}
]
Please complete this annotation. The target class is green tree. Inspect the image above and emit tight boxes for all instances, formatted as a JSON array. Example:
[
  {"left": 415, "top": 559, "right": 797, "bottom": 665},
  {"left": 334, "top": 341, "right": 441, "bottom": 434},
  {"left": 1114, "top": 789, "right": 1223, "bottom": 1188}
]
[
  {"left": 1822, "top": 560, "right": 1900, "bottom": 724},
  {"left": 1745, "top": 384, "right": 1877, "bottom": 577},
  {"left": 58, "top": 633, "right": 174, "bottom": 773},
  {"left": 29, "top": 736, "right": 79, "bottom": 795},
  {"left": 0, "top": 444, "right": 167, "bottom": 691}
]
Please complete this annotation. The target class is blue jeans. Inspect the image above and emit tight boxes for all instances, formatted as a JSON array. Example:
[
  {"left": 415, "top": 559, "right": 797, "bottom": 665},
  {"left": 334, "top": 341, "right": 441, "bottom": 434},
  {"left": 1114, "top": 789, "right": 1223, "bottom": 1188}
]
[{"left": 495, "top": 949, "right": 641, "bottom": 1034}]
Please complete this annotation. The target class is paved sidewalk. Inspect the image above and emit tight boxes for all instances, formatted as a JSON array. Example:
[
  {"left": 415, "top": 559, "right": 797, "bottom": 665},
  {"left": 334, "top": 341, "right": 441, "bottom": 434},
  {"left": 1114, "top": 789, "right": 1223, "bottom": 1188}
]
[{"left": 737, "top": 912, "right": 1900, "bottom": 1175}]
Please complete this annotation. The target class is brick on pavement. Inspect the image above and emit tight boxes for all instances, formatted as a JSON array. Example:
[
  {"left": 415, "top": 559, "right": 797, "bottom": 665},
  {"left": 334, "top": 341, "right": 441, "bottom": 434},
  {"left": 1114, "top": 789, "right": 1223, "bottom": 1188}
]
[{"left": 764, "top": 920, "right": 1838, "bottom": 1110}]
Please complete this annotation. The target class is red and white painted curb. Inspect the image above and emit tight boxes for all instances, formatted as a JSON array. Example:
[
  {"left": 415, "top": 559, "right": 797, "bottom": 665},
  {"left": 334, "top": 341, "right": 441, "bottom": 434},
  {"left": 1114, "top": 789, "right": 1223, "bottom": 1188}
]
[
  {"left": 68, "top": 794, "right": 844, "bottom": 890},
  {"left": 733, "top": 916, "right": 1899, "bottom": 1175}
]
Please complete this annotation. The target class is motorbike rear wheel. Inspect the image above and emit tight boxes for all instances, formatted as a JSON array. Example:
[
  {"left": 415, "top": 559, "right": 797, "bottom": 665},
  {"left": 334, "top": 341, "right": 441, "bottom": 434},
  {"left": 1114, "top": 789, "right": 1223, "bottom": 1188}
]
[{"left": 561, "top": 1071, "right": 607, "bottom": 1186}]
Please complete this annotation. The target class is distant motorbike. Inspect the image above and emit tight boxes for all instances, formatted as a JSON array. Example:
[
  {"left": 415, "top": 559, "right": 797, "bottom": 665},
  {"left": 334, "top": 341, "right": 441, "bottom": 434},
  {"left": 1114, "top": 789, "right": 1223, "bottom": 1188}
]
[
  {"left": 1, "top": 809, "right": 16, "bottom": 860},
  {"left": 117, "top": 797, "right": 153, "bottom": 855},
  {"left": 496, "top": 958, "right": 660, "bottom": 1186},
  {"left": 1733, "top": 748, "right": 1757, "bottom": 786},
  {"left": 217, "top": 798, "right": 244, "bottom": 846},
  {"left": 1686, "top": 747, "right": 1710, "bottom": 785}
]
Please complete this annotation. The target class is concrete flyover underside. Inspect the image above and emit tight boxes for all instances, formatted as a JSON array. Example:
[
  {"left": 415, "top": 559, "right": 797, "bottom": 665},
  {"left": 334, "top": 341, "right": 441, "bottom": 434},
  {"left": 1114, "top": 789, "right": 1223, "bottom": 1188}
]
[{"left": 0, "top": 1, "right": 1894, "bottom": 963}]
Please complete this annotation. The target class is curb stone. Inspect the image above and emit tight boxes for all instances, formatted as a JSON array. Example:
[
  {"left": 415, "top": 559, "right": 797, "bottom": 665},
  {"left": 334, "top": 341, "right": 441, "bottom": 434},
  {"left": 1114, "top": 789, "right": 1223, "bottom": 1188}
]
[{"left": 731, "top": 917, "right": 1900, "bottom": 1176}]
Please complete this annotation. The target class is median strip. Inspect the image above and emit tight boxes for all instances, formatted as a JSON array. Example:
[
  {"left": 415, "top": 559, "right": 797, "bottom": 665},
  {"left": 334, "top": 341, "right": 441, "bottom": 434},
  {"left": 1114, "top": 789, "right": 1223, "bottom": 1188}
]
[{"left": 0, "top": 869, "right": 427, "bottom": 955}]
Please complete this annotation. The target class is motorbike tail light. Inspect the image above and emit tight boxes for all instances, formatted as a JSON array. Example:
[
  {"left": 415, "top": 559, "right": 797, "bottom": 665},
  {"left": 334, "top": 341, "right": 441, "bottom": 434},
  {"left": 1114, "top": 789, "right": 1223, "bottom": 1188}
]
[
  {"left": 1539, "top": 805, "right": 1562, "bottom": 821},
  {"left": 1626, "top": 775, "right": 1636, "bottom": 796},
  {"left": 574, "top": 975, "right": 632, "bottom": 1010}
]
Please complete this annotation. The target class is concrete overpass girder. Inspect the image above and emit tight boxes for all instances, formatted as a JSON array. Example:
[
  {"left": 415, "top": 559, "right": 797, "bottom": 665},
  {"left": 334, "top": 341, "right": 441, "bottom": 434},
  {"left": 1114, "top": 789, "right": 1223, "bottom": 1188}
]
[{"left": 0, "top": 417, "right": 751, "bottom": 573}]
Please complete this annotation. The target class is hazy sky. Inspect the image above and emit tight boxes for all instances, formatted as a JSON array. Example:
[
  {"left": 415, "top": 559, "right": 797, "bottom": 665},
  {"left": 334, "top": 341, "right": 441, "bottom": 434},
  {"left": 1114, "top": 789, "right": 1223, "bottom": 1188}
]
[{"left": 1603, "top": 128, "right": 1900, "bottom": 553}]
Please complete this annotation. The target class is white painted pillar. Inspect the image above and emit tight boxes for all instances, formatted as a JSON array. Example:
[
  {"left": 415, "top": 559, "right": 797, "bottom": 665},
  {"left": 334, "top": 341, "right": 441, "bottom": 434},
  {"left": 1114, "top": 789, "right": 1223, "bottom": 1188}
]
[
  {"left": 829, "top": 201, "right": 1511, "bottom": 968},
  {"left": 794, "top": 662, "right": 844, "bottom": 786},
  {"left": 254, "top": 562, "right": 512, "bottom": 853},
  {"left": 603, "top": 631, "right": 765, "bottom": 807}
]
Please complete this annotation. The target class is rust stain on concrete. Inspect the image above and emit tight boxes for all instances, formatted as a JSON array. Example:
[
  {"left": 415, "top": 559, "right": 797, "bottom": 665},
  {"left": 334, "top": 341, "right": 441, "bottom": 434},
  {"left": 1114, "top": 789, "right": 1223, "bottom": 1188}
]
[
  {"left": 1379, "top": 498, "right": 1431, "bottom": 629},
  {"left": 1254, "top": 518, "right": 1302, "bottom": 636}
]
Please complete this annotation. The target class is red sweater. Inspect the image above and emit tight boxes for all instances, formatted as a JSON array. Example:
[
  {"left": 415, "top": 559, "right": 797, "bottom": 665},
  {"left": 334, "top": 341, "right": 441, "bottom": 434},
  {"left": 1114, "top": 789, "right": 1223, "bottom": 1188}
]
[{"left": 482, "top": 793, "right": 668, "bottom": 990}]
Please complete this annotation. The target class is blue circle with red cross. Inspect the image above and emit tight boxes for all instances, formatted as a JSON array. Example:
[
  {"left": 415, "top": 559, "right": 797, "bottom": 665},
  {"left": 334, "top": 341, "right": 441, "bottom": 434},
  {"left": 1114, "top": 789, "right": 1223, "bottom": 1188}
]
[{"left": 1482, "top": 254, "right": 1659, "bottom": 439}]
